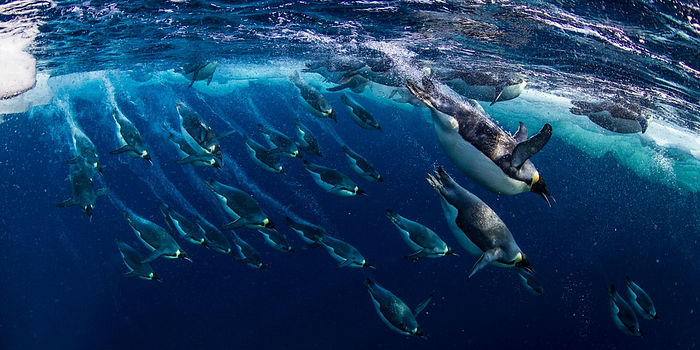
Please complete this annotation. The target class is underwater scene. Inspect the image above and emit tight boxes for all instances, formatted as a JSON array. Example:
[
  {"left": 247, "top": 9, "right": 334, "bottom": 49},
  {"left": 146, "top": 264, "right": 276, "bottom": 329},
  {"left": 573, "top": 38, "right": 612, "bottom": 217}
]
[{"left": 1, "top": 1, "right": 700, "bottom": 349}]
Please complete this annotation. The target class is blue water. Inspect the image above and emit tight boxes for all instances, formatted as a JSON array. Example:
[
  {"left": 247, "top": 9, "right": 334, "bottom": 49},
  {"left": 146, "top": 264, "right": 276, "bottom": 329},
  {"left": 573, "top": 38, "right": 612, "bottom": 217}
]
[{"left": 1, "top": 1, "right": 700, "bottom": 349}]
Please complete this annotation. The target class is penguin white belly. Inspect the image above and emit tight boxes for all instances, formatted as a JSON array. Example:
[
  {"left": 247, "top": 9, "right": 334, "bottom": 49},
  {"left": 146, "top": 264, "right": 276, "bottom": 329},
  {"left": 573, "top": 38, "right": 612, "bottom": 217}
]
[
  {"left": 395, "top": 227, "right": 424, "bottom": 252},
  {"left": 432, "top": 112, "right": 529, "bottom": 195},
  {"left": 347, "top": 110, "right": 374, "bottom": 130},
  {"left": 296, "top": 129, "right": 311, "bottom": 148},
  {"left": 370, "top": 297, "right": 408, "bottom": 335},
  {"left": 298, "top": 95, "right": 326, "bottom": 118},
  {"left": 306, "top": 170, "right": 356, "bottom": 197},
  {"left": 245, "top": 144, "right": 277, "bottom": 173},
  {"left": 439, "top": 197, "right": 483, "bottom": 257},
  {"left": 214, "top": 193, "right": 242, "bottom": 221},
  {"left": 346, "top": 156, "right": 373, "bottom": 181},
  {"left": 501, "top": 81, "right": 526, "bottom": 100}
]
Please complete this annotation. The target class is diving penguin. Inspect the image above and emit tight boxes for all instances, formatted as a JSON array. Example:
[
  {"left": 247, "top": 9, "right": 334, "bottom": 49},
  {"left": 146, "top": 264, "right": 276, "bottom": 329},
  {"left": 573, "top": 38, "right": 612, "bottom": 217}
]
[
  {"left": 109, "top": 109, "right": 151, "bottom": 163},
  {"left": 258, "top": 227, "right": 294, "bottom": 253},
  {"left": 177, "top": 60, "right": 218, "bottom": 87},
  {"left": 625, "top": 276, "right": 659, "bottom": 320},
  {"left": 302, "top": 160, "right": 365, "bottom": 196},
  {"left": 124, "top": 211, "right": 191, "bottom": 263},
  {"left": 290, "top": 72, "right": 337, "bottom": 122},
  {"left": 257, "top": 124, "right": 301, "bottom": 158},
  {"left": 158, "top": 200, "right": 207, "bottom": 246},
  {"left": 339, "top": 93, "right": 381, "bottom": 131},
  {"left": 242, "top": 134, "right": 286, "bottom": 175},
  {"left": 203, "top": 179, "right": 277, "bottom": 231},
  {"left": 364, "top": 278, "right": 431, "bottom": 339},
  {"left": 176, "top": 100, "right": 235, "bottom": 162},
  {"left": 319, "top": 235, "right": 372, "bottom": 268},
  {"left": 195, "top": 216, "right": 232, "bottom": 255},
  {"left": 285, "top": 216, "right": 326, "bottom": 250},
  {"left": 435, "top": 69, "right": 527, "bottom": 105},
  {"left": 56, "top": 161, "right": 108, "bottom": 221},
  {"left": 294, "top": 118, "right": 323, "bottom": 157},
  {"left": 167, "top": 132, "right": 221, "bottom": 169},
  {"left": 68, "top": 123, "right": 103, "bottom": 176},
  {"left": 386, "top": 209, "right": 456, "bottom": 260},
  {"left": 607, "top": 284, "right": 643, "bottom": 337},
  {"left": 407, "top": 77, "right": 553, "bottom": 205},
  {"left": 570, "top": 100, "right": 650, "bottom": 134},
  {"left": 230, "top": 232, "right": 266, "bottom": 269},
  {"left": 517, "top": 266, "right": 545, "bottom": 295},
  {"left": 341, "top": 145, "right": 384, "bottom": 182},
  {"left": 426, "top": 167, "right": 536, "bottom": 279},
  {"left": 116, "top": 238, "right": 160, "bottom": 282}
]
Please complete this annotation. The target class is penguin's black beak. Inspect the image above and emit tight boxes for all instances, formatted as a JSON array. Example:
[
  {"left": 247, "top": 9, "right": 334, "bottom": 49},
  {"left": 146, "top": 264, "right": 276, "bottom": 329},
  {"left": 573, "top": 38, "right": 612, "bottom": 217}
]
[
  {"left": 144, "top": 154, "right": 152, "bottom": 164},
  {"left": 515, "top": 255, "right": 535, "bottom": 275},
  {"left": 530, "top": 177, "right": 554, "bottom": 207}
]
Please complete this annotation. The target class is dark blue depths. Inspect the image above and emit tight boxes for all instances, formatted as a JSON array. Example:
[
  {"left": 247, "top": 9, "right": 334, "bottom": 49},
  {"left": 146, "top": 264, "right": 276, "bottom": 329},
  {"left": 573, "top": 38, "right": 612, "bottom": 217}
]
[{"left": 0, "top": 81, "right": 699, "bottom": 350}]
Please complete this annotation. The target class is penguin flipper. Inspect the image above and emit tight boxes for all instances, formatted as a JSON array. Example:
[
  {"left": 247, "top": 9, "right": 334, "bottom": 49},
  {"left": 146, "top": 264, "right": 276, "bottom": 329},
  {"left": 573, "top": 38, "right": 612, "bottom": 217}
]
[
  {"left": 637, "top": 116, "right": 649, "bottom": 133},
  {"left": 491, "top": 82, "right": 506, "bottom": 106},
  {"left": 96, "top": 188, "right": 109, "bottom": 197},
  {"left": 222, "top": 219, "right": 245, "bottom": 230},
  {"left": 110, "top": 145, "right": 137, "bottom": 155},
  {"left": 467, "top": 250, "right": 499, "bottom": 280},
  {"left": 511, "top": 123, "right": 552, "bottom": 168},
  {"left": 405, "top": 249, "right": 430, "bottom": 260},
  {"left": 66, "top": 156, "right": 82, "bottom": 165},
  {"left": 56, "top": 198, "right": 77, "bottom": 207},
  {"left": 122, "top": 271, "right": 140, "bottom": 278},
  {"left": 216, "top": 130, "right": 237, "bottom": 141},
  {"left": 141, "top": 249, "right": 165, "bottom": 264},
  {"left": 412, "top": 295, "right": 433, "bottom": 317},
  {"left": 303, "top": 242, "right": 323, "bottom": 250},
  {"left": 337, "top": 259, "right": 354, "bottom": 268}
]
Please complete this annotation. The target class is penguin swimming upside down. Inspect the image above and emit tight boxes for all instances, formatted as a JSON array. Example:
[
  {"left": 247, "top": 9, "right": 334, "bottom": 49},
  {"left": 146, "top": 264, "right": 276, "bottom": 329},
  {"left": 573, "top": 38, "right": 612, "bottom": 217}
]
[
  {"left": 427, "top": 167, "right": 538, "bottom": 280},
  {"left": 407, "top": 77, "right": 553, "bottom": 205}
]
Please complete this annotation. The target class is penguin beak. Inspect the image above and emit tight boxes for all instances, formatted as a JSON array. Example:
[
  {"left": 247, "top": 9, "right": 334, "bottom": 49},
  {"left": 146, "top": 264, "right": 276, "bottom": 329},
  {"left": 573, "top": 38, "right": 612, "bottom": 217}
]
[
  {"left": 143, "top": 154, "right": 153, "bottom": 164},
  {"left": 530, "top": 177, "right": 554, "bottom": 207}
]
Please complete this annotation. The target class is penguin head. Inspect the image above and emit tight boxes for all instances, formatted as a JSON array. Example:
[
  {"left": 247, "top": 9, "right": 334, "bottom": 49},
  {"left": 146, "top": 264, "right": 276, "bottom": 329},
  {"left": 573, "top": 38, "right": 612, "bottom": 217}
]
[
  {"left": 149, "top": 272, "right": 162, "bottom": 283},
  {"left": 355, "top": 187, "right": 366, "bottom": 196},
  {"left": 211, "top": 159, "right": 222, "bottom": 169},
  {"left": 83, "top": 205, "right": 94, "bottom": 219},
  {"left": 411, "top": 327, "right": 427, "bottom": 339},
  {"left": 530, "top": 175, "right": 554, "bottom": 207},
  {"left": 142, "top": 151, "right": 152, "bottom": 164},
  {"left": 263, "top": 218, "right": 277, "bottom": 231},
  {"left": 514, "top": 252, "right": 535, "bottom": 275},
  {"left": 444, "top": 247, "right": 459, "bottom": 257},
  {"left": 176, "top": 249, "right": 192, "bottom": 262}
]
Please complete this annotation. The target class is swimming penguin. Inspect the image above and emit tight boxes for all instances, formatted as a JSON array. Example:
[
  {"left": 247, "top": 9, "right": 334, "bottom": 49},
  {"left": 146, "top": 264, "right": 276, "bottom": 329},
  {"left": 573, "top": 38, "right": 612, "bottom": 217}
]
[
  {"left": 167, "top": 132, "right": 222, "bottom": 169},
  {"left": 516, "top": 266, "right": 545, "bottom": 295},
  {"left": 177, "top": 60, "right": 218, "bottom": 87},
  {"left": 302, "top": 160, "right": 365, "bottom": 196},
  {"left": 290, "top": 72, "right": 337, "bottom": 122},
  {"left": 319, "top": 235, "right": 371, "bottom": 268},
  {"left": 436, "top": 70, "right": 527, "bottom": 105},
  {"left": 230, "top": 232, "right": 266, "bottom": 269},
  {"left": 426, "top": 167, "right": 536, "bottom": 279},
  {"left": 176, "top": 100, "right": 235, "bottom": 162},
  {"left": 625, "top": 276, "right": 659, "bottom": 320},
  {"left": 327, "top": 74, "right": 371, "bottom": 94},
  {"left": 257, "top": 124, "right": 301, "bottom": 158},
  {"left": 109, "top": 109, "right": 151, "bottom": 163},
  {"left": 364, "top": 278, "right": 431, "bottom": 339},
  {"left": 56, "top": 161, "right": 108, "bottom": 221},
  {"left": 116, "top": 238, "right": 160, "bottom": 282},
  {"left": 386, "top": 209, "right": 456, "bottom": 260},
  {"left": 607, "top": 284, "right": 643, "bottom": 337},
  {"left": 194, "top": 216, "right": 232, "bottom": 255},
  {"left": 203, "top": 179, "right": 277, "bottom": 231},
  {"left": 407, "top": 77, "right": 553, "bottom": 205},
  {"left": 285, "top": 216, "right": 326, "bottom": 250},
  {"left": 158, "top": 200, "right": 207, "bottom": 246},
  {"left": 341, "top": 145, "right": 384, "bottom": 182},
  {"left": 68, "top": 124, "right": 103, "bottom": 176},
  {"left": 339, "top": 94, "right": 382, "bottom": 131},
  {"left": 124, "top": 211, "right": 190, "bottom": 263},
  {"left": 294, "top": 118, "right": 323, "bottom": 157},
  {"left": 570, "top": 100, "right": 650, "bottom": 134},
  {"left": 242, "top": 134, "right": 286, "bottom": 175},
  {"left": 258, "top": 227, "right": 294, "bottom": 253}
]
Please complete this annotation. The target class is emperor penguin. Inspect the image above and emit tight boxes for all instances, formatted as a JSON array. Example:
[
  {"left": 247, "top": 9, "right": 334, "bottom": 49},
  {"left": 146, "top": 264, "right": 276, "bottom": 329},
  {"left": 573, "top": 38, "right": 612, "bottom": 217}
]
[
  {"left": 203, "top": 179, "right": 277, "bottom": 231},
  {"left": 68, "top": 124, "right": 103, "bottom": 176},
  {"left": 407, "top": 77, "right": 553, "bottom": 205},
  {"left": 124, "top": 211, "right": 191, "bottom": 263},
  {"left": 176, "top": 100, "right": 235, "bottom": 162},
  {"left": 177, "top": 60, "right": 218, "bottom": 87},
  {"left": 290, "top": 72, "right": 337, "bottom": 122},
  {"left": 625, "top": 276, "right": 659, "bottom": 320},
  {"left": 426, "top": 167, "right": 536, "bottom": 279},
  {"left": 167, "top": 132, "right": 221, "bottom": 169},
  {"left": 327, "top": 74, "right": 371, "bottom": 94},
  {"left": 436, "top": 69, "right": 527, "bottom": 105},
  {"left": 158, "top": 200, "right": 207, "bottom": 246},
  {"left": 607, "top": 284, "right": 643, "bottom": 337},
  {"left": 319, "top": 235, "right": 371, "bottom": 268},
  {"left": 302, "top": 160, "right": 365, "bottom": 196},
  {"left": 109, "top": 109, "right": 151, "bottom": 163},
  {"left": 195, "top": 216, "right": 232, "bottom": 255},
  {"left": 257, "top": 124, "right": 301, "bottom": 158},
  {"left": 364, "top": 278, "right": 431, "bottom": 339},
  {"left": 242, "top": 134, "right": 286, "bottom": 175},
  {"left": 230, "top": 232, "right": 266, "bottom": 269},
  {"left": 570, "top": 100, "right": 651, "bottom": 134},
  {"left": 285, "top": 216, "right": 326, "bottom": 250},
  {"left": 339, "top": 93, "right": 381, "bottom": 131},
  {"left": 116, "top": 238, "right": 160, "bottom": 282},
  {"left": 56, "top": 161, "right": 108, "bottom": 221},
  {"left": 386, "top": 209, "right": 456, "bottom": 260},
  {"left": 293, "top": 118, "right": 323, "bottom": 157},
  {"left": 341, "top": 145, "right": 384, "bottom": 182},
  {"left": 258, "top": 227, "right": 294, "bottom": 253}
]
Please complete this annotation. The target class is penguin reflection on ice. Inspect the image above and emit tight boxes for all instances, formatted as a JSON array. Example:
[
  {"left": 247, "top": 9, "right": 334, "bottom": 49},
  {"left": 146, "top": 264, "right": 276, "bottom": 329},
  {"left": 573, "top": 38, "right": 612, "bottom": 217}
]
[
  {"left": 407, "top": 77, "right": 553, "bottom": 205},
  {"left": 427, "top": 167, "right": 537, "bottom": 280},
  {"left": 364, "top": 278, "right": 431, "bottom": 339}
]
